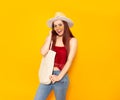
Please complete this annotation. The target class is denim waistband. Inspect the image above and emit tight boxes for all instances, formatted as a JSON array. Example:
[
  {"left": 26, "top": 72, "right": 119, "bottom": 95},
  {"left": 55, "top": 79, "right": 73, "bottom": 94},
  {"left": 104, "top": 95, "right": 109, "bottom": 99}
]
[
  {"left": 52, "top": 70, "right": 61, "bottom": 75},
  {"left": 52, "top": 70, "right": 68, "bottom": 77}
]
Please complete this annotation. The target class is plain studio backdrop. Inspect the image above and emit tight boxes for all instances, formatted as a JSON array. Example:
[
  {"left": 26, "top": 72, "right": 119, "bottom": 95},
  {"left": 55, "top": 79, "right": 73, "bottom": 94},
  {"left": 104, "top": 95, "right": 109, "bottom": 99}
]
[{"left": 0, "top": 0, "right": 120, "bottom": 100}]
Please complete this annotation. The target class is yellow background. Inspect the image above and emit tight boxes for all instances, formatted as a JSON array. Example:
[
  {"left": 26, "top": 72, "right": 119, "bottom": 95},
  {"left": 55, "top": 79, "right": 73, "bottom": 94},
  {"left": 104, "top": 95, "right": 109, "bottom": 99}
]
[{"left": 0, "top": 0, "right": 120, "bottom": 100}]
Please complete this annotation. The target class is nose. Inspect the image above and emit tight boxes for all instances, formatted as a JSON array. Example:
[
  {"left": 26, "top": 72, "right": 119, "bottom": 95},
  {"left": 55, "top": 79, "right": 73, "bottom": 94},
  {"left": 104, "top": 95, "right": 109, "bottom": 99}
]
[
  {"left": 55, "top": 25, "right": 61, "bottom": 30},
  {"left": 56, "top": 25, "right": 59, "bottom": 28}
]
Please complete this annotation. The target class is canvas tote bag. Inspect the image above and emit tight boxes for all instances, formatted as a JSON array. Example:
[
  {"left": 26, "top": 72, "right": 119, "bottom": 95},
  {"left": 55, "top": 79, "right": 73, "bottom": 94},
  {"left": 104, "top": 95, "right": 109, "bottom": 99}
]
[{"left": 38, "top": 42, "right": 56, "bottom": 84}]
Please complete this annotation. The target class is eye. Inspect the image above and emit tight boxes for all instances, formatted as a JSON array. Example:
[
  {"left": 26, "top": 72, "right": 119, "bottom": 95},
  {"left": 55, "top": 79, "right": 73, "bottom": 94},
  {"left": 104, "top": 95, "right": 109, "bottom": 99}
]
[
  {"left": 54, "top": 25, "right": 57, "bottom": 28},
  {"left": 58, "top": 24, "right": 62, "bottom": 26}
]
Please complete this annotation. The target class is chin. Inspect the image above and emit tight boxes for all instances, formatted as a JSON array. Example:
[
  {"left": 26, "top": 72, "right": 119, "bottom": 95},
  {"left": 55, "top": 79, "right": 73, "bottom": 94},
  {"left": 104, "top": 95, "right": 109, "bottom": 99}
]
[{"left": 57, "top": 32, "right": 64, "bottom": 36}]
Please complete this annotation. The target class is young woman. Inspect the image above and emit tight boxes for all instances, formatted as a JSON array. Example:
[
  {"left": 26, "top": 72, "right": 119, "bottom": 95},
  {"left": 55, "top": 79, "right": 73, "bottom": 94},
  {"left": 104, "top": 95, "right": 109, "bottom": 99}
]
[{"left": 35, "top": 12, "right": 77, "bottom": 100}]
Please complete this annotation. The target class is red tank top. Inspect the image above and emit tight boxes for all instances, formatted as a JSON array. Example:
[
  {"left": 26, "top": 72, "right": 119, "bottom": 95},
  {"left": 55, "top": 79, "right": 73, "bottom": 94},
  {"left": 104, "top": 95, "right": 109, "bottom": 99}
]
[{"left": 52, "top": 46, "right": 67, "bottom": 70}]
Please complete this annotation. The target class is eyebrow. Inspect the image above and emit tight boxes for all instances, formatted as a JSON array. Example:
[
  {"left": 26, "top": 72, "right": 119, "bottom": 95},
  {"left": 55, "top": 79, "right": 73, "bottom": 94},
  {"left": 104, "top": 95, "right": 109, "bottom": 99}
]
[{"left": 54, "top": 23, "right": 63, "bottom": 26}]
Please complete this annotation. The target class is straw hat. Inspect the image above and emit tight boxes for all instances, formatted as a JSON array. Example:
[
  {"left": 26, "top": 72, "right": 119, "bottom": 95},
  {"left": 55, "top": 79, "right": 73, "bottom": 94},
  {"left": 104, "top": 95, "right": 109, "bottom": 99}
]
[{"left": 47, "top": 12, "right": 73, "bottom": 28}]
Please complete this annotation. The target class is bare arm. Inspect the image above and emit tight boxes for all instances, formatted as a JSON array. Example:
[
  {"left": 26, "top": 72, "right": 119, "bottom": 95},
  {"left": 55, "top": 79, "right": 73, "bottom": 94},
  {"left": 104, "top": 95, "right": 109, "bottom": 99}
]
[
  {"left": 40, "top": 30, "right": 52, "bottom": 56},
  {"left": 50, "top": 38, "right": 78, "bottom": 83},
  {"left": 58, "top": 38, "right": 78, "bottom": 80}
]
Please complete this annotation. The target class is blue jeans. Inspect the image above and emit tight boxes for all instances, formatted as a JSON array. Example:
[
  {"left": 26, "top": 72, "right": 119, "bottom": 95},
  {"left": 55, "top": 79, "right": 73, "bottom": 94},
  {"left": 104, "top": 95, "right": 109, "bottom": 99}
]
[{"left": 34, "top": 70, "right": 69, "bottom": 100}]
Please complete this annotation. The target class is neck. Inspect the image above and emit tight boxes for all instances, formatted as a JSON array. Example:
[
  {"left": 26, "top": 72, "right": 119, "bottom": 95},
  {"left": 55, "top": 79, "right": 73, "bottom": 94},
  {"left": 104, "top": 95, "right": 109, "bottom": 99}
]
[
  {"left": 57, "top": 34, "right": 63, "bottom": 37},
  {"left": 57, "top": 35, "right": 63, "bottom": 39}
]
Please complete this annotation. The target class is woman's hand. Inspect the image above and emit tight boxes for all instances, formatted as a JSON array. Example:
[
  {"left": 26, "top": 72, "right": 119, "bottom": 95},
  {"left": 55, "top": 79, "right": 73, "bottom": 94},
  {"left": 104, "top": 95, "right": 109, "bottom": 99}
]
[
  {"left": 49, "top": 75, "right": 61, "bottom": 84},
  {"left": 40, "top": 30, "right": 52, "bottom": 56}
]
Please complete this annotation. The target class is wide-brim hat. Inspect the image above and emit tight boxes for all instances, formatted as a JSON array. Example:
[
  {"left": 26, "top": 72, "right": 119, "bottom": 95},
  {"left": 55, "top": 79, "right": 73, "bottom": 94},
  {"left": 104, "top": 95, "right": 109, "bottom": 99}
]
[{"left": 47, "top": 12, "right": 74, "bottom": 28}]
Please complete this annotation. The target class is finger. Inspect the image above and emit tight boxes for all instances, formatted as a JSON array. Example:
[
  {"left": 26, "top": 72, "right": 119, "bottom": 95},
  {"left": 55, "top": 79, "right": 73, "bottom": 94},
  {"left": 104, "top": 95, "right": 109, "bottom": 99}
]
[
  {"left": 52, "top": 80, "right": 55, "bottom": 84},
  {"left": 49, "top": 75, "right": 52, "bottom": 79}
]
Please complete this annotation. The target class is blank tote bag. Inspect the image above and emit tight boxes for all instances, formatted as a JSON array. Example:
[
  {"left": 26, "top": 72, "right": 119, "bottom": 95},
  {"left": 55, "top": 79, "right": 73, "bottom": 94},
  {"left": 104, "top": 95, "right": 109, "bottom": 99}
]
[{"left": 38, "top": 43, "right": 56, "bottom": 84}]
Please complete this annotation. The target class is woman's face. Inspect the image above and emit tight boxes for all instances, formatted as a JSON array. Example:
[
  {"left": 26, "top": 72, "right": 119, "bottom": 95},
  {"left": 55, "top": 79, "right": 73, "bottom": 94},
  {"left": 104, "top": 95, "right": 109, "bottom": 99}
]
[{"left": 53, "top": 20, "right": 64, "bottom": 36}]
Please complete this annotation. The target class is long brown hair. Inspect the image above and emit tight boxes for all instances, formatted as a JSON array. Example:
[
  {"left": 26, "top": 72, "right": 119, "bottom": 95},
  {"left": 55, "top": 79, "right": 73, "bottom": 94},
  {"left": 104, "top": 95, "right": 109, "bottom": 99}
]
[{"left": 51, "top": 20, "right": 74, "bottom": 57}]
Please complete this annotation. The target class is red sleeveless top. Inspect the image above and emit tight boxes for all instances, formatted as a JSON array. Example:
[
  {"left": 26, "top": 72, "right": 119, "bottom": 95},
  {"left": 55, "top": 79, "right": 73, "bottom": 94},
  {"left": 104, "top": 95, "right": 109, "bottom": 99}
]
[{"left": 52, "top": 46, "right": 67, "bottom": 70}]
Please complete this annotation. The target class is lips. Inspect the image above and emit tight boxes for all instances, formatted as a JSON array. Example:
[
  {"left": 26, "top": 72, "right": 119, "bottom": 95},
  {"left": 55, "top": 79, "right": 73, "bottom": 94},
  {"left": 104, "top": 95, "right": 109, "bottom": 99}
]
[{"left": 57, "top": 30, "right": 62, "bottom": 33}]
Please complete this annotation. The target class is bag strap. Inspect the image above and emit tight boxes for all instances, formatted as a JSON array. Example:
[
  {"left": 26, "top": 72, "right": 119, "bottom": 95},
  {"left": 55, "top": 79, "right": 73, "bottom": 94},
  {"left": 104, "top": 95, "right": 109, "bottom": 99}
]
[{"left": 49, "top": 41, "right": 53, "bottom": 50}]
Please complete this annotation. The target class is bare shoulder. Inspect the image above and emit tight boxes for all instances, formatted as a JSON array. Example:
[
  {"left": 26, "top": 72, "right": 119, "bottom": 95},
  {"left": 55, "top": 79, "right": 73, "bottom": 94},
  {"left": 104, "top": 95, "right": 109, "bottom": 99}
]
[{"left": 70, "top": 37, "right": 78, "bottom": 45}]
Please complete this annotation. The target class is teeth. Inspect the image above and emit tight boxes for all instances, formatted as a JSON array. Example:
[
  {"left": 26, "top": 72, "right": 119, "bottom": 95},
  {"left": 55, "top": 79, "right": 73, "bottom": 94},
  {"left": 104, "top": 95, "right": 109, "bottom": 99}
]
[{"left": 58, "top": 30, "right": 61, "bottom": 32}]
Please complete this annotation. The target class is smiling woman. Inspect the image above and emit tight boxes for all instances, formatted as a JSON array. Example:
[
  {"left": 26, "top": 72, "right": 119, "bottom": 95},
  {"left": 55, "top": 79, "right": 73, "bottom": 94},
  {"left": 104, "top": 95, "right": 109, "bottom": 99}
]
[
  {"left": 34, "top": 12, "right": 77, "bottom": 100},
  {"left": 53, "top": 20, "right": 64, "bottom": 36}
]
